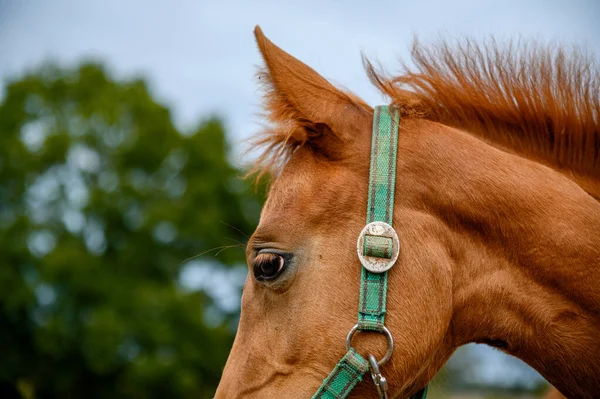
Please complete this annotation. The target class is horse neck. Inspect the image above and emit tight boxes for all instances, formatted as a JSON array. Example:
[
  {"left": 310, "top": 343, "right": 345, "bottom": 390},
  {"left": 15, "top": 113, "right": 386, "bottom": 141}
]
[{"left": 400, "top": 119, "right": 600, "bottom": 398}]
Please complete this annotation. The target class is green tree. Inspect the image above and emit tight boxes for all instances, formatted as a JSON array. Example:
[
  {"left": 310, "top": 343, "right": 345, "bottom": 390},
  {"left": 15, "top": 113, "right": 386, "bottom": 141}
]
[{"left": 0, "top": 63, "right": 258, "bottom": 398}]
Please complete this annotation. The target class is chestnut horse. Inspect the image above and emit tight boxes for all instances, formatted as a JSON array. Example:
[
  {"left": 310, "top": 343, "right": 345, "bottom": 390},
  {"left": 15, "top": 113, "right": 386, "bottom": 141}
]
[{"left": 215, "top": 27, "right": 600, "bottom": 398}]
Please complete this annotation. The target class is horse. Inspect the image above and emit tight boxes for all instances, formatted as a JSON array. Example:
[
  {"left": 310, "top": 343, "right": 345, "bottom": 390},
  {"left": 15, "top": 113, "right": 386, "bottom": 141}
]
[{"left": 214, "top": 26, "right": 600, "bottom": 398}]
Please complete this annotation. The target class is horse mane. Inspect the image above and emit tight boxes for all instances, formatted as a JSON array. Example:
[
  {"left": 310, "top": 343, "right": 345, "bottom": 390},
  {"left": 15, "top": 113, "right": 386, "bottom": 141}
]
[
  {"left": 249, "top": 39, "right": 600, "bottom": 183},
  {"left": 368, "top": 39, "right": 600, "bottom": 180}
]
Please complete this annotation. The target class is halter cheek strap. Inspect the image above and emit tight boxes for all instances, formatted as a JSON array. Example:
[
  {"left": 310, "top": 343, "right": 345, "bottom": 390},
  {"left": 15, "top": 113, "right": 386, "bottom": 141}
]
[{"left": 312, "top": 106, "right": 429, "bottom": 399}]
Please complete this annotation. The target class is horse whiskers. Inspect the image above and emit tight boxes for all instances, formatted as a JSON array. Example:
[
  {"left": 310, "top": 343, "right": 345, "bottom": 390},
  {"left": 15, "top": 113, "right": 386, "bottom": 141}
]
[
  {"left": 181, "top": 244, "right": 246, "bottom": 264},
  {"left": 213, "top": 244, "right": 245, "bottom": 256},
  {"left": 180, "top": 224, "right": 250, "bottom": 265},
  {"left": 220, "top": 221, "right": 251, "bottom": 239},
  {"left": 224, "top": 236, "right": 248, "bottom": 246}
]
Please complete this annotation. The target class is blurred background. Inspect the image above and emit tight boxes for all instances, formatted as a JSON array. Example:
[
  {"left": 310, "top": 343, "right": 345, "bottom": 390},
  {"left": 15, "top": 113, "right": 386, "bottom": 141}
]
[{"left": 0, "top": 1, "right": 598, "bottom": 398}]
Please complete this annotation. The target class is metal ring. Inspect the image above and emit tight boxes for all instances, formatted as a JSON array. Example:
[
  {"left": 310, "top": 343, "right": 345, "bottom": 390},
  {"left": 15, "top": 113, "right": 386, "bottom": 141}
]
[{"left": 345, "top": 324, "right": 394, "bottom": 366}]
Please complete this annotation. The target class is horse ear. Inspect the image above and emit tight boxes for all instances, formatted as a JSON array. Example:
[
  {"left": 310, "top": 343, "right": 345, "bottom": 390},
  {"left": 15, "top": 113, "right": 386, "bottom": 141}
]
[{"left": 254, "top": 26, "right": 371, "bottom": 151}]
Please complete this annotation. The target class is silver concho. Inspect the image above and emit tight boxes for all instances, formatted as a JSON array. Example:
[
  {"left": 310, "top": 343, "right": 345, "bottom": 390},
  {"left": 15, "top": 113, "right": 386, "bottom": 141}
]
[{"left": 356, "top": 221, "right": 400, "bottom": 273}]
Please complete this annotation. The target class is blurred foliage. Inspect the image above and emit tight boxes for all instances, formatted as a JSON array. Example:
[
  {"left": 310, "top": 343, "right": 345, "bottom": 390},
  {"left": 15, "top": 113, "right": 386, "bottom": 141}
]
[{"left": 0, "top": 63, "right": 260, "bottom": 398}]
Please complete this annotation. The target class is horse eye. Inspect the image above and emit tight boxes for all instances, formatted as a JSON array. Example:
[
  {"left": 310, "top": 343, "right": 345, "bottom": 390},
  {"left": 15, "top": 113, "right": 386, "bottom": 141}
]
[{"left": 253, "top": 253, "right": 286, "bottom": 281}]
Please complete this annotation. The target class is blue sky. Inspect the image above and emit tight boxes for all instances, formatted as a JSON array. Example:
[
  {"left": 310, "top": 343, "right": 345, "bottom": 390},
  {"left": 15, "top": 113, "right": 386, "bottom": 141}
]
[
  {"left": 1, "top": 0, "right": 598, "bottom": 161},
  {"left": 1, "top": 0, "right": 598, "bottom": 388}
]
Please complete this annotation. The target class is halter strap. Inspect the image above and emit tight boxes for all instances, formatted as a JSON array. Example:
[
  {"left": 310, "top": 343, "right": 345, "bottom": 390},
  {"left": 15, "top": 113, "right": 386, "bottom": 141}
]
[
  {"left": 312, "top": 106, "right": 429, "bottom": 399},
  {"left": 311, "top": 349, "right": 369, "bottom": 399},
  {"left": 358, "top": 104, "right": 398, "bottom": 330}
]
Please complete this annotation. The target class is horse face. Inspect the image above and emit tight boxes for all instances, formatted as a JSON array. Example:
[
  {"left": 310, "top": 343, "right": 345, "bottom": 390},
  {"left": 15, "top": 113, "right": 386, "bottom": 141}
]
[{"left": 215, "top": 27, "right": 455, "bottom": 398}]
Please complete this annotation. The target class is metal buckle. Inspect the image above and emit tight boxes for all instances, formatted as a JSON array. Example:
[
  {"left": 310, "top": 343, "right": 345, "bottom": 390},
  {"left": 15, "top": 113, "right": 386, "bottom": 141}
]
[
  {"left": 345, "top": 324, "right": 394, "bottom": 366},
  {"left": 368, "top": 354, "right": 389, "bottom": 399},
  {"left": 356, "top": 221, "right": 400, "bottom": 273}
]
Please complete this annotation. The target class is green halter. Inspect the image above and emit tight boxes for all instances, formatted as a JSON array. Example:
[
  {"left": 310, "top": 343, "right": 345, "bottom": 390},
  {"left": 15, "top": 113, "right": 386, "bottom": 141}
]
[{"left": 312, "top": 106, "right": 429, "bottom": 399}]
